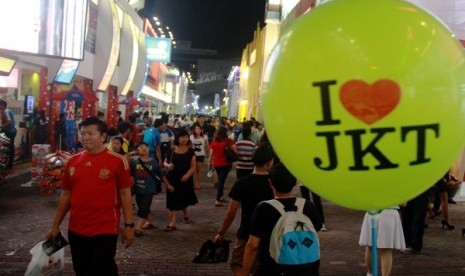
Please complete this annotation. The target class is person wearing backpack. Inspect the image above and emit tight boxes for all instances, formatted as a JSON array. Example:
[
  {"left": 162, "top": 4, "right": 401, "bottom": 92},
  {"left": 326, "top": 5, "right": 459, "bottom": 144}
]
[
  {"left": 214, "top": 145, "right": 275, "bottom": 274},
  {"left": 240, "top": 163, "right": 322, "bottom": 276}
]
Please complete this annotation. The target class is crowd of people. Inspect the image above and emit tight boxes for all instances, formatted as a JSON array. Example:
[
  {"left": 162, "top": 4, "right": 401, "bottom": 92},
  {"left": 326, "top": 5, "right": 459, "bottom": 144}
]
[{"left": 40, "top": 110, "right": 463, "bottom": 276}]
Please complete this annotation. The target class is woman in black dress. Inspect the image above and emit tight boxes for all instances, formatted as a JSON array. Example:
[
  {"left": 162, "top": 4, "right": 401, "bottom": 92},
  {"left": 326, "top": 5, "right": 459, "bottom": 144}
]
[{"left": 164, "top": 129, "right": 198, "bottom": 231}]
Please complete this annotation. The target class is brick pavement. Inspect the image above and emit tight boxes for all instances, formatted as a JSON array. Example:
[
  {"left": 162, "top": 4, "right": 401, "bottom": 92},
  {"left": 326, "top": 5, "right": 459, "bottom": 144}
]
[{"left": 1, "top": 164, "right": 465, "bottom": 275}]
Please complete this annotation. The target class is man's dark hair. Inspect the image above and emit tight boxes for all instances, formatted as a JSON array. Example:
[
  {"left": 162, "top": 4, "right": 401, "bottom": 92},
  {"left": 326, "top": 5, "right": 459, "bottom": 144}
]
[
  {"left": 251, "top": 144, "right": 274, "bottom": 166},
  {"left": 198, "top": 114, "right": 205, "bottom": 118},
  {"left": 116, "top": 111, "right": 122, "bottom": 115},
  {"left": 79, "top": 116, "right": 108, "bottom": 134},
  {"left": 241, "top": 125, "right": 252, "bottom": 139},
  {"left": 161, "top": 114, "right": 169, "bottom": 124},
  {"left": 128, "top": 114, "right": 136, "bottom": 123},
  {"left": 117, "top": 121, "right": 132, "bottom": 134},
  {"left": 0, "top": 99, "right": 7, "bottom": 107},
  {"left": 269, "top": 163, "right": 296, "bottom": 194},
  {"left": 154, "top": 118, "right": 164, "bottom": 128}
]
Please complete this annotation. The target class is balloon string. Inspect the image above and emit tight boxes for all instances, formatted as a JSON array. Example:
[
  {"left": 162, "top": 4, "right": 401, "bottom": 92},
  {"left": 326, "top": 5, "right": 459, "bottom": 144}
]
[{"left": 370, "top": 212, "right": 380, "bottom": 276}]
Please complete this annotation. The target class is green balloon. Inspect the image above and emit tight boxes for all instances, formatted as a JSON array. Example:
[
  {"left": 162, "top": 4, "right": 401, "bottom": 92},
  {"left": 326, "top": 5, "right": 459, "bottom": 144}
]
[{"left": 262, "top": 0, "right": 465, "bottom": 210}]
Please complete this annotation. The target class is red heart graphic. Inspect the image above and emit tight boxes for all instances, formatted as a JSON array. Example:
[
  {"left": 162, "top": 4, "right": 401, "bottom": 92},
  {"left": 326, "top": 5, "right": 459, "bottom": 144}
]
[{"left": 339, "top": 79, "right": 401, "bottom": 125}]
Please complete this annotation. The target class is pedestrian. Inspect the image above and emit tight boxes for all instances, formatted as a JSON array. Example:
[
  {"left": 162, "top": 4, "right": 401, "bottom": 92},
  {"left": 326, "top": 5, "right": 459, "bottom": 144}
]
[
  {"left": 33, "top": 109, "right": 49, "bottom": 144},
  {"left": 46, "top": 116, "right": 134, "bottom": 275},
  {"left": 143, "top": 118, "right": 162, "bottom": 163},
  {"left": 214, "top": 145, "right": 275, "bottom": 275},
  {"left": 55, "top": 112, "right": 67, "bottom": 151},
  {"left": 401, "top": 189, "right": 430, "bottom": 254},
  {"left": 164, "top": 129, "right": 198, "bottom": 231},
  {"left": 130, "top": 142, "right": 173, "bottom": 236},
  {"left": 0, "top": 99, "right": 17, "bottom": 169},
  {"left": 109, "top": 136, "right": 131, "bottom": 163},
  {"left": 190, "top": 125, "right": 210, "bottom": 188},
  {"left": 240, "top": 163, "right": 322, "bottom": 276},
  {"left": 359, "top": 208, "right": 406, "bottom": 276},
  {"left": 300, "top": 185, "right": 327, "bottom": 231},
  {"left": 208, "top": 127, "right": 238, "bottom": 207},
  {"left": 234, "top": 125, "right": 256, "bottom": 179}
]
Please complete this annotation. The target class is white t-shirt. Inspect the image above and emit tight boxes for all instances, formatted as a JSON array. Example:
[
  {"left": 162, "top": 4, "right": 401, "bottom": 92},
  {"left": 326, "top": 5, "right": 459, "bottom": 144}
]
[{"left": 190, "top": 134, "right": 208, "bottom": 156}]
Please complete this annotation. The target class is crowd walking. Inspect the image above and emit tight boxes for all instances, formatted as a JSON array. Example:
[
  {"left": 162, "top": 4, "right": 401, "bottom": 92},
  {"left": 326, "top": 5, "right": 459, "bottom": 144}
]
[{"left": 4, "top": 111, "right": 458, "bottom": 275}]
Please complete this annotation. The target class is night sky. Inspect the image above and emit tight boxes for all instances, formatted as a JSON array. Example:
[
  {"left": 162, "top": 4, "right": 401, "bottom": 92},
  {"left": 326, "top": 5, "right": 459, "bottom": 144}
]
[{"left": 143, "top": 0, "right": 267, "bottom": 56}]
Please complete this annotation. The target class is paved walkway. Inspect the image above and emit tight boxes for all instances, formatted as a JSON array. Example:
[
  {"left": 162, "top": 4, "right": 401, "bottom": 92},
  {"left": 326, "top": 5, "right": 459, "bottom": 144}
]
[{"left": 1, "top": 164, "right": 465, "bottom": 275}]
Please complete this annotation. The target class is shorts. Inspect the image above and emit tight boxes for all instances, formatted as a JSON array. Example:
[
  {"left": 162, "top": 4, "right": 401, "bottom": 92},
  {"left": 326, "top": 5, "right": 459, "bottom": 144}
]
[
  {"left": 135, "top": 193, "right": 153, "bottom": 219},
  {"left": 230, "top": 238, "right": 258, "bottom": 272},
  {"left": 195, "top": 155, "right": 205, "bottom": 163}
]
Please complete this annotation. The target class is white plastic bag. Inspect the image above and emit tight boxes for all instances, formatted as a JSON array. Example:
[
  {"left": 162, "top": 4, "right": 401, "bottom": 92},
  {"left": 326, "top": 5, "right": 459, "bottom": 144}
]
[{"left": 25, "top": 241, "right": 65, "bottom": 276}]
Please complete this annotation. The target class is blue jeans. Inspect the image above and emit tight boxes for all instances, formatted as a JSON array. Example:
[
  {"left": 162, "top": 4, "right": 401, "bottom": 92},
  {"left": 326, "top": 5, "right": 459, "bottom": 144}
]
[{"left": 215, "top": 165, "right": 232, "bottom": 201}]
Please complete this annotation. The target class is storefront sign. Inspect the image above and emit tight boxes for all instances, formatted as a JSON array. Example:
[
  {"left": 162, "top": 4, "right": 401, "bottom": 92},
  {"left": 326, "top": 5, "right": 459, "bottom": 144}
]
[{"left": 146, "top": 37, "right": 172, "bottom": 63}]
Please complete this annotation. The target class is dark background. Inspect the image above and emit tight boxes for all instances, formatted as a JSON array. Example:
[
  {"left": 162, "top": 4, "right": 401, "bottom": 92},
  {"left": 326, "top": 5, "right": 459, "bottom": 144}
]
[{"left": 142, "top": 0, "right": 267, "bottom": 58}]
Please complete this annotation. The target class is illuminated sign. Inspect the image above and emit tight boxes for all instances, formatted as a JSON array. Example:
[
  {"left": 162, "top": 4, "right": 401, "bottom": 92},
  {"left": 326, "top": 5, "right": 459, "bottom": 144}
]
[
  {"left": 54, "top": 60, "right": 80, "bottom": 84},
  {"left": 97, "top": 0, "right": 121, "bottom": 91},
  {"left": 0, "top": 0, "right": 88, "bottom": 60},
  {"left": 146, "top": 37, "right": 172, "bottom": 63},
  {"left": 0, "top": 56, "right": 16, "bottom": 76}
]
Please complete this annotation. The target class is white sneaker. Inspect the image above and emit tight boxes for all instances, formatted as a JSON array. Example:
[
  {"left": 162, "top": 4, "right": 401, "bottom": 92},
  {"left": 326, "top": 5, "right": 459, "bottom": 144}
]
[{"left": 321, "top": 223, "right": 327, "bottom": 231}]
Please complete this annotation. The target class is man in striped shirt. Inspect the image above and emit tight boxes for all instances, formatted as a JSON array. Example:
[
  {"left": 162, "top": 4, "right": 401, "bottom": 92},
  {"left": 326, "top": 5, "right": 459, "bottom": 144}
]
[{"left": 235, "top": 125, "right": 257, "bottom": 179}]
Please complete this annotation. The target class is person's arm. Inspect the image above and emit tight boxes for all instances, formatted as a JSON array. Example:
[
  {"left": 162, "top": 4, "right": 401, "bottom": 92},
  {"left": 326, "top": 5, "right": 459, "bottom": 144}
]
[
  {"left": 204, "top": 135, "right": 210, "bottom": 157},
  {"left": 46, "top": 190, "right": 71, "bottom": 239},
  {"left": 207, "top": 146, "right": 214, "bottom": 171},
  {"left": 239, "top": 235, "right": 261, "bottom": 276},
  {"left": 214, "top": 199, "right": 239, "bottom": 242},
  {"left": 119, "top": 187, "right": 134, "bottom": 248},
  {"left": 230, "top": 139, "right": 239, "bottom": 155}
]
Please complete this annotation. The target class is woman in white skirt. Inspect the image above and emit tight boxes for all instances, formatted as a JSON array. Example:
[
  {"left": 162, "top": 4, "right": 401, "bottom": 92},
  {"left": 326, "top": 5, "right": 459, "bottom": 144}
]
[{"left": 359, "top": 208, "right": 405, "bottom": 276}]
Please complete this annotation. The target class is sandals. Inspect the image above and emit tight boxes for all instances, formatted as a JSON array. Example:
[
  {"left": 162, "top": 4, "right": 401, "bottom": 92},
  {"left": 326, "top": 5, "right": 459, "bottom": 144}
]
[
  {"left": 215, "top": 201, "right": 222, "bottom": 207},
  {"left": 183, "top": 217, "right": 190, "bottom": 224},
  {"left": 164, "top": 225, "right": 177, "bottom": 232},
  {"left": 134, "top": 230, "right": 143, "bottom": 237}
]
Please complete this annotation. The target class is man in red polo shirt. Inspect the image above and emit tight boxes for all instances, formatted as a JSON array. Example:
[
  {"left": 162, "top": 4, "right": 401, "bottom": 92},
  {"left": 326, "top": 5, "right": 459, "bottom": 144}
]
[{"left": 47, "top": 116, "right": 134, "bottom": 276}]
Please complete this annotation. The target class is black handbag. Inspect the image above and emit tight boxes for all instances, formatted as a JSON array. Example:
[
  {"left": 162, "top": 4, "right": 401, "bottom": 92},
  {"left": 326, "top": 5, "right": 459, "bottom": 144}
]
[
  {"left": 137, "top": 158, "right": 162, "bottom": 194},
  {"left": 224, "top": 141, "right": 237, "bottom": 163},
  {"left": 192, "top": 239, "right": 231, "bottom": 264}
]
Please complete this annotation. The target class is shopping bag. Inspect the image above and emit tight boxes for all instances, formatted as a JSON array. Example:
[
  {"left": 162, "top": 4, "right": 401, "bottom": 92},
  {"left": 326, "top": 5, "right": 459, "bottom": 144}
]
[
  {"left": 25, "top": 241, "right": 65, "bottom": 276},
  {"left": 192, "top": 239, "right": 231, "bottom": 263}
]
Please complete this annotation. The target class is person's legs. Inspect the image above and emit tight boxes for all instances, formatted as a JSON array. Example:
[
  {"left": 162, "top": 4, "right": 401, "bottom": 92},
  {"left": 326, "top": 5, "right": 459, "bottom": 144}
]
[
  {"left": 439, "top": 192, "right": 449, "bottom": 222},
  {"left": 215, "top": 166, "right": 231, "bottom": 202},
  {"left": 311, "top": 191, "right": 325, "bottom": 224},
  {"left": 135, "top": 194, "right": 152, "bottom": 233},
  {"left": 6, "top": 132, "right": 15, "bottom": 169},
  {"left": 379, "top": 248, "right": 393, "bottom": 276},
  {"left": 195, "top": 161, "right": 202, "bottom": 186},
  {"left": 90, "top": 234, "right": 119, "bottom": 276},
  {"left": 365, "top": 246, "right": 372, "bottom": 274},
  {"left": 68, "top": 231, "right": 93, "bottom": 276},
  {"left": 411, "top": 193, "right": 428, "bottom": 251}
]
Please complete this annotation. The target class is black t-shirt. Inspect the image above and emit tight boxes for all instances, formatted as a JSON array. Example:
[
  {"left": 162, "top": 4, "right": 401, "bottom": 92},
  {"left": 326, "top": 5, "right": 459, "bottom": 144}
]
[
  {"left": 250, "top": 197, "right": 322, "bottom": 276},
  {"left": 228, "top": 174, "right": 274, "bottom": 240}
]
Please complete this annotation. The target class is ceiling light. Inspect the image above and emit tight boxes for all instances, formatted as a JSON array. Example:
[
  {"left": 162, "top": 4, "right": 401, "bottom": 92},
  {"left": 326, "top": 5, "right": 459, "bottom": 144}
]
[
  {"left": 153, "top": 17, "right": 158, "bottom": 20},
  {"left": 166, "top": 26, "right": 170, "bottom": 30},
  {"left": 156, "top": 21, "right": 161, "bottom": 26}
]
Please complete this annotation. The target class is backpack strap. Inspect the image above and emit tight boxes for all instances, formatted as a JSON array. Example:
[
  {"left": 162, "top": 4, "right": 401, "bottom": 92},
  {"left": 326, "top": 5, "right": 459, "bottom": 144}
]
[{"left": 266, "top": 197, "right": 305, "bottom": 215}]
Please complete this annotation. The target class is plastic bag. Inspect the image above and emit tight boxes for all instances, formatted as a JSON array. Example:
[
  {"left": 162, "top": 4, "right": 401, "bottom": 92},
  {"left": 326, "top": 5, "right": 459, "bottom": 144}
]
[
  {"left": 25, "top": 241, "right": 65, "bottom": 276},
  {"left": 193, "top": 239, "right": 231, "bottom": 263}
]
